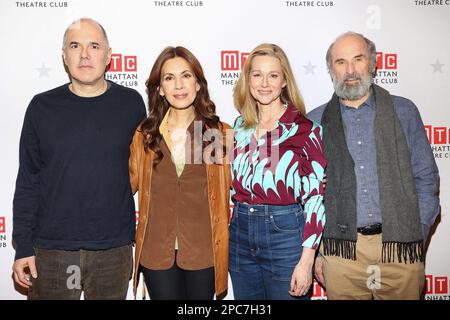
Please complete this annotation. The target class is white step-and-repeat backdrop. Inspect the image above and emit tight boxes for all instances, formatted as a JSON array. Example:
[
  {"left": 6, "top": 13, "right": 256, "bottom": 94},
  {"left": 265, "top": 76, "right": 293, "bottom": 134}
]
[{"left": 0, "top": 0, "right": 449, "bottom": 300}]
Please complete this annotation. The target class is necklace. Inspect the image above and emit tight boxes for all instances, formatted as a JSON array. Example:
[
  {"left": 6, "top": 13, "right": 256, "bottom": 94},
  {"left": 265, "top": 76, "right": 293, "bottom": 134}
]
[{"left": 166, "top": 111, "right": 196, "bottom": 138}]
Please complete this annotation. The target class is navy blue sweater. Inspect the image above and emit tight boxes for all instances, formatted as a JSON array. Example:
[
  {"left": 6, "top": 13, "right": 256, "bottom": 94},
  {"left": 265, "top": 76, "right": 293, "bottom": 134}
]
[{"left": 13, "top": 81, "right": 146, "bottom": 260}]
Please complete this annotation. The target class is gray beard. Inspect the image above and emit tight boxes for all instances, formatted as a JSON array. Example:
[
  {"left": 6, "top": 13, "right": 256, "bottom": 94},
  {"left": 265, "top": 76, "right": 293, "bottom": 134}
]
[{"left": 332, "top": 71, "right": 373, "bottom": 101}]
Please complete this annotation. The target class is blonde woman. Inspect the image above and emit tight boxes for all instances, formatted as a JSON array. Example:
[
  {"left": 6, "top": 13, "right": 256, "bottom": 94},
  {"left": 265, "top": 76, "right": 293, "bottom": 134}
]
[{"left": 229, "top": 43, "right": 327, "bottom": 299}]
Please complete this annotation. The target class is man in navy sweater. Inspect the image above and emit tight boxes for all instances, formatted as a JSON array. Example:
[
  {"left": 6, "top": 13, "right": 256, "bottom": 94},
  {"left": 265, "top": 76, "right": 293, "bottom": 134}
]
[{"left": 12, "top": 18, "right": 146, "bottom": 299}]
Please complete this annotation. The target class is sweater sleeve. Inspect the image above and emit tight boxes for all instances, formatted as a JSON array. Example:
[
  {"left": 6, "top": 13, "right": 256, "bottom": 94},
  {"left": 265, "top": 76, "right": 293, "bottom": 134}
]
[
  {"left": 299, "top": 120, "right": 327, "bottom": 250},
  {"left": 12, "top": 100, "right": 40, "bottom": 260}
]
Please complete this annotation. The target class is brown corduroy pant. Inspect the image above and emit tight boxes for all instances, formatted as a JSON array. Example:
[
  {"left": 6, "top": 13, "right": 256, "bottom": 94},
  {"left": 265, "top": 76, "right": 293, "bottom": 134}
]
[{"left": 28, "top": 244, "right": 133, "bottom": 300}]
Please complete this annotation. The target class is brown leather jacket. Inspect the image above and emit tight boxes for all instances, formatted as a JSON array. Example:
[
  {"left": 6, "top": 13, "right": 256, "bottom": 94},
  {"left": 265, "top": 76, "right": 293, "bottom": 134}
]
[{"left": 129, "top": 122, "right": 232, "bottom": 298}]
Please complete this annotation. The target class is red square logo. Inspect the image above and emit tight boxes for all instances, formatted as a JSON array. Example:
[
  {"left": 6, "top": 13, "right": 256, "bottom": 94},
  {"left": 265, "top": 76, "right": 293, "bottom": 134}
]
[
  {"left": 0, "top": 217, "right": 5, "bottom": 234},
  {"left": 312, "top": 280, "right": 327, "bottom": 298},
  {"left": 109, "top": 54, "right": 123, "bottom": 72},
  {"left": 384, "top": 54, "right": 397, "bottom": 69},
  {"left": 434, "top": 127, "right": 448, "bottom": 145},
  {"left": 435, "top": 277, "right": 448, "bottom": 294},
  {"left": 424, "top": 125, "right": 432, "bottom": 144},
  {"left": 124, "top": 56, "right": 137, "bottom": 72},
  {"left": 240, "top": 52, "right": 249, "bottom": 70},
  {"left": 425, "top": 275, "right": 433, "bottom": 294},
  {"left": 229, "top": 204, "right": 234, "bottom": 223},
  {"left": 221, "top": 51, "right": 240, "bottom": 71},
  {"left": 376, "top": 52, "right": 383, "bottom": 70}
]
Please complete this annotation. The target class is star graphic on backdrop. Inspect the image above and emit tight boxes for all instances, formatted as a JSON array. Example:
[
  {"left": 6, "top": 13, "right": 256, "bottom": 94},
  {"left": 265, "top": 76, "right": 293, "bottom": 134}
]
[
  {"left": 303, "top": 61, "right": 316, "bottom": 75},
  {"left": 36, "top": 63, "right": 51, "bottom": 77},
  {"left": 431, "top": 59, "right": 444, "bottom": 73}
]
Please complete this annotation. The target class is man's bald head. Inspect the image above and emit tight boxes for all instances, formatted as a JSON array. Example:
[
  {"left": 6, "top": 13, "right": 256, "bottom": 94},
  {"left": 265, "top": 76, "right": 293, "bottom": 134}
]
[{"left": 62, "top": 18, "right": 109, "bottom": 49}]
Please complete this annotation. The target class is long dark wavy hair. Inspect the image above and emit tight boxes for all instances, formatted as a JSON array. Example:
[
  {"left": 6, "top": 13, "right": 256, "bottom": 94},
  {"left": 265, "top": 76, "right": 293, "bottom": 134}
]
[{"left": 140, "top": 46, "right": 222, "bottom": 166}]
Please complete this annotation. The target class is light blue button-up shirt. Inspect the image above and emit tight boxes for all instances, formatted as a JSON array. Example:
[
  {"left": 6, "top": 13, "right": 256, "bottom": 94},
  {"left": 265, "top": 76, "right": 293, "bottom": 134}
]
[{"left": 338, "top": 93, "right": 381, "bottom": 228}]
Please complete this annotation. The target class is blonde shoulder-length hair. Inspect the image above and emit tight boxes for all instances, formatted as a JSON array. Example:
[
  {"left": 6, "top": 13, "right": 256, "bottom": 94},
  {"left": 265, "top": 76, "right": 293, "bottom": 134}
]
[{"left": 233, "top": 43, "right": 305, "bottom": 128}]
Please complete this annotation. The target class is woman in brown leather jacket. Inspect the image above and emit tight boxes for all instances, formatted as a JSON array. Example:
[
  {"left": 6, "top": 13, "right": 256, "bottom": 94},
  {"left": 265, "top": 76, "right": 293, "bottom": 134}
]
[{"left": 129, "top": 46, "right": 231, "bottom": 300}]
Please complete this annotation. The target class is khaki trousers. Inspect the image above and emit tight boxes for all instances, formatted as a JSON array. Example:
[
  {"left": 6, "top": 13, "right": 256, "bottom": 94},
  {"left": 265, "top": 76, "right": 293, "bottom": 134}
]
[{"left": 321, "top": 233, "right": 425, "bottom": 300}]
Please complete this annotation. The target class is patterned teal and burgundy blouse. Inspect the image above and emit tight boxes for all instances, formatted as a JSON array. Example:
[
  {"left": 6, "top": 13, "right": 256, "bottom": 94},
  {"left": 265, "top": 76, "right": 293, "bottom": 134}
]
[{"left": 231, "top": 103, "right": 327, "bottom": 249}]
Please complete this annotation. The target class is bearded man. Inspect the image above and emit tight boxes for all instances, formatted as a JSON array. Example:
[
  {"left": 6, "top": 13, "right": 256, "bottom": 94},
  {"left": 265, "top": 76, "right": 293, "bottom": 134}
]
[{"left": 307, "top": 31, "right": 440, "bottom": 300}]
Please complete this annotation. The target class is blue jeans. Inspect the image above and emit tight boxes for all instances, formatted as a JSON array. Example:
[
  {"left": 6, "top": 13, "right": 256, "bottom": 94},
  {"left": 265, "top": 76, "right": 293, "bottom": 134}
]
[{"left": 229, "top": 201, "right": 308, "bottom": 300}]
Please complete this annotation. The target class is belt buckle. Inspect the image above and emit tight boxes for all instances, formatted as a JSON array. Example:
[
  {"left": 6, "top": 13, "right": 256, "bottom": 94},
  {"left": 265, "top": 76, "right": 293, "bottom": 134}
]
[{"left": 358, "top": 223, "right": 382, "bottom": 235}]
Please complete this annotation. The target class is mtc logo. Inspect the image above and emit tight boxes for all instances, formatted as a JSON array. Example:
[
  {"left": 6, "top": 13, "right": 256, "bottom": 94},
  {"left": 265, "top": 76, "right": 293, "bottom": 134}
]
[
  {"left": 425, "top": 125, "right": 450, "bottom": 145},
  {"left": 221, "top": 51, "right": 249, "bottom": 71},
  {"left": 376, "top": 52, "right": 397, "bottom": 70},
  {"left": 109, "top": 54, "right": 137, "bottom": 72},
  {"left": 426, "top": 275, "right": 448, "bottom": 294},
  {"left": 0, "top": 217, "right": 5, "bottom": 233}
]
